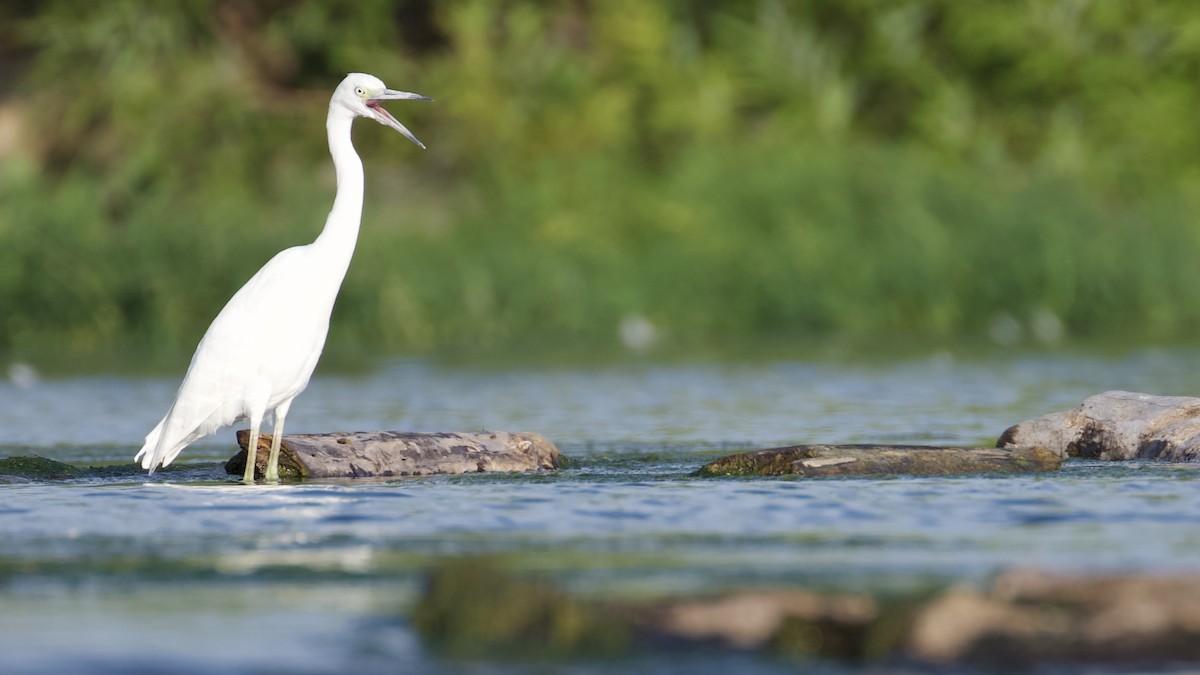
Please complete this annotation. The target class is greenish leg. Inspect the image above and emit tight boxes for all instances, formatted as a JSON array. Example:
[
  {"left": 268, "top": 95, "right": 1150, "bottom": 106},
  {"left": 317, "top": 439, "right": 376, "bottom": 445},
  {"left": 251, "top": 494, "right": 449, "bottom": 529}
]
[
  {"left": 243, "top": 425, "right": 260, "bottom": 484},
  {"left": 265, "top": 400, "right": 291, "bottom": 483}
]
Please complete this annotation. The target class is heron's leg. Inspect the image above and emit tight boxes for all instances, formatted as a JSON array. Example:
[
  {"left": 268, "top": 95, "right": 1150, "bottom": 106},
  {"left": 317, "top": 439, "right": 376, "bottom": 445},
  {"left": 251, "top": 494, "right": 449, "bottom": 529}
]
[
  {"left": 265, "top": 399, "right": 293, "bottom": 483},
  {"left": 243, "top": 408, "right": 264, "bottom": 484}
]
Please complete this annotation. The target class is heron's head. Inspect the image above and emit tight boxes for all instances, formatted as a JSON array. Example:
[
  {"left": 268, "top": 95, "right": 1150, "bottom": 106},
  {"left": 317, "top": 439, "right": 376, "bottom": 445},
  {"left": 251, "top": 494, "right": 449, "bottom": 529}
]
[{"left": 332, "top": 72, "right": 431, "bottom": 149}]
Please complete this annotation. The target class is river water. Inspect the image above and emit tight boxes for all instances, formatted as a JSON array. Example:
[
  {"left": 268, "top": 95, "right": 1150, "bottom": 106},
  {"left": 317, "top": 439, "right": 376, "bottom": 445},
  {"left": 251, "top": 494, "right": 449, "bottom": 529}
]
[{"left": 2, "top": 348, "right": 1199, "bottom": 673}]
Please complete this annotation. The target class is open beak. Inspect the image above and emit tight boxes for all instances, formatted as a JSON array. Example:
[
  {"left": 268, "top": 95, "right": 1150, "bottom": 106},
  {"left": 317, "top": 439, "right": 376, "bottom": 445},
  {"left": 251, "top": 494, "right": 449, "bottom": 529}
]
[{"left": 366, "top": 89, "right": 432, "bottom": 149}]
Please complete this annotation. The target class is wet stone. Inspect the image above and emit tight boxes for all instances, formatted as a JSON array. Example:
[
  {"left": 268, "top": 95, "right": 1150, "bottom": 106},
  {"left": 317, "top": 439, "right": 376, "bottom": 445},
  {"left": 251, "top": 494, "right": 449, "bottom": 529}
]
[
  {"left": 999, "top": 390, "right": 1200, "bottom": 461},
  {"left": 227, "top": 430, "right": 563, "bottom": 481},
  {"left": 695, "top": 444, "right": 1061, "bottom": 478}
]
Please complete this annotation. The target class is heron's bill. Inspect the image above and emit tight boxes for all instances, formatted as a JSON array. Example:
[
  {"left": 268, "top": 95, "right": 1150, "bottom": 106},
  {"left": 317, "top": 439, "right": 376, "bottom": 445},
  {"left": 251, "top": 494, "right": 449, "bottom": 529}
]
[{"left": 366, "top": 90, "right": 430, "bottom": 149}]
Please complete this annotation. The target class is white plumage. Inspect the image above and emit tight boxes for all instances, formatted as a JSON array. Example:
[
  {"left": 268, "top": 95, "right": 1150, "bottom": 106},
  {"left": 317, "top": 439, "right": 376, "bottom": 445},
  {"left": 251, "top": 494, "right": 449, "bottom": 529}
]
[{"left": 136, "top": 73, "right": 429, "bottom": 482}]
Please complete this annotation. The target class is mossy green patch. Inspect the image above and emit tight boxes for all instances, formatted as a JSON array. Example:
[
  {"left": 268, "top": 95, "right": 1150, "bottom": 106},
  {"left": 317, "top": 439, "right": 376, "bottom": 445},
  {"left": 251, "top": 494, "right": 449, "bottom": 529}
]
[
  {"left": 413, "top": 556, "right": 632, "bottom": 660},
  {"left": 0, "top": 455, "right": 81, "bottom": 479}
]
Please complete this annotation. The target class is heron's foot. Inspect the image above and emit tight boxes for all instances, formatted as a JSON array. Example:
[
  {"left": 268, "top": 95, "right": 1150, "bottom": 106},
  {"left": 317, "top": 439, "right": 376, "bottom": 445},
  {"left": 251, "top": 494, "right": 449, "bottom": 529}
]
[{"left": 264, "top": 465, "right": 280, "bottom": 483}]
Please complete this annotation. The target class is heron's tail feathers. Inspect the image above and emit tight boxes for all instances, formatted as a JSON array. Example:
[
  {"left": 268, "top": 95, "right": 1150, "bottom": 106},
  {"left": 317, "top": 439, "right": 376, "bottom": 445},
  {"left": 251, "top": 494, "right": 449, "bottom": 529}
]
[
  {"left": 136, "top": 407, "right": 219, "bottom": 474},
  {"left": 135, "top": 419, "right": 165, "bottom": 473}
]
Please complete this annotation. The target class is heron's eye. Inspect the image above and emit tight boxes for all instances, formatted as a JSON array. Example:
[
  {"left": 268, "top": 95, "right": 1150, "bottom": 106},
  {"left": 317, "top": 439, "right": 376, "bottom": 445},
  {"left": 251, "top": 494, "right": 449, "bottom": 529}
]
[{"left": 354, "top": 86, "right": 365, "bottom": 97}]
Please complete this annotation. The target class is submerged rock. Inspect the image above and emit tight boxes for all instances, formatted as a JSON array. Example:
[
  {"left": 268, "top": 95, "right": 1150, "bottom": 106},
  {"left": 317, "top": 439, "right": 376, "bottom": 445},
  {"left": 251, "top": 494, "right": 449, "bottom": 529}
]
[
  {"left": 226, "top": 430, "right": 562, "bottom": 480},
  {"left": 413, "top": 557, "right": 1200, "bottom": 669},
  {"left": 413, "top": 557, "right": 632, "bottom": 659},
  {"left": 644, "top": 588, "right": 882, "bottom": 658},
  {"left": 0, "top": 455, "right": 80, "bottom": 480},
  {"left": 412, "top": 556, "right": 880, "bottom": 660},
  {"left": 695, "top": 444, "right": 1061, "bottom": 477},
  {"left": 908, "top": 569, "right": 1200, "bottom": 666},
  {"left": 998, "top": 390, "right": 1200, "bottom": 461}
]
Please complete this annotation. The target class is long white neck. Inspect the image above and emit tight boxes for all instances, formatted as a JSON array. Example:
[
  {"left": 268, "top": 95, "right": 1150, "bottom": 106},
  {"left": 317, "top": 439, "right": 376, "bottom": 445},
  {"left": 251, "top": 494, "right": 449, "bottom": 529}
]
[{"left": 314, "top": 108, "right": 365, "bottom": 268}]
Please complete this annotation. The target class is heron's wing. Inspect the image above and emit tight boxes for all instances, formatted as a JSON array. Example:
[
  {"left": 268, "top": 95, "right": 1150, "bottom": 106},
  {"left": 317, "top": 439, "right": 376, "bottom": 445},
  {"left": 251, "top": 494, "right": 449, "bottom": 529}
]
[{"left": 137, "top": 245, "right": 326, "bottom": 471}]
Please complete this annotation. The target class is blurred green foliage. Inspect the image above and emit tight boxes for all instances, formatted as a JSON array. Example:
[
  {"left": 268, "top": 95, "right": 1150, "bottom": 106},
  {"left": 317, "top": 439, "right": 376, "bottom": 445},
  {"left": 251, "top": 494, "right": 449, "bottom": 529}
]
[{"left": 4, "top": 0, "right": 1200, "bottom": 361}]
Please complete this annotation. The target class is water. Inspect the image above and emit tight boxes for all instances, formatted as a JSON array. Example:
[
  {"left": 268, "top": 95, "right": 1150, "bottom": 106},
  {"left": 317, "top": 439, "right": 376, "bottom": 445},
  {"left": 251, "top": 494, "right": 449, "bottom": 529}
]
[{"left": 2, "top": 348, "right": 1200, "bottom": 673}]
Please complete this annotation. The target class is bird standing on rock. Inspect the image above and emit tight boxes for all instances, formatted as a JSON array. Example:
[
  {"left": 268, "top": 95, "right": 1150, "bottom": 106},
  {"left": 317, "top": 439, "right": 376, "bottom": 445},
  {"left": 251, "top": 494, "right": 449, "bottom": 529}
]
[{"left": 136, "top": 73, "right": 430, "bottom": 483}]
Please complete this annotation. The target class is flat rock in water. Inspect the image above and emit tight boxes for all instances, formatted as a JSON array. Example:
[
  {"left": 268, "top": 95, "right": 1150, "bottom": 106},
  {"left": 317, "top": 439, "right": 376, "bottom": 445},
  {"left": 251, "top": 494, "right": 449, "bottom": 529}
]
[
  {"left": 998, "top": 390, "right": 1200, "bottom": 461},
  {"left": 695, "top": 444, "right": 1061, "bottom": 477},
  {"left": 226, "top": 430, "right": 562, "bottom": 480}
]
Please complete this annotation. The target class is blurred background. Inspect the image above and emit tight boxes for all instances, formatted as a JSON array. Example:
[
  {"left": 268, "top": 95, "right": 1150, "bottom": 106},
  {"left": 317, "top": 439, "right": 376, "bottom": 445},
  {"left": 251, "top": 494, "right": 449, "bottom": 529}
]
[{"left": 4, "top": 0, "right": 1200, "bottom": 367}]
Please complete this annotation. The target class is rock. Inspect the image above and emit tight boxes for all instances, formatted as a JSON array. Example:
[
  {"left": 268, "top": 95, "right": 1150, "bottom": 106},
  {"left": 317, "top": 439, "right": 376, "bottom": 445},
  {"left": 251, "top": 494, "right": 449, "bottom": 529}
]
[
  {"left": 905, "top": 586, "right": 1065, "bottom": 664},
  {"left": 0, "top": 455, "right": 80, "bottom": 480},
  {"left": 646, "top": 589, "right": 878, "bottom": 654},
  {"left": 412, "top": 557, "right": 1200, "bottom": 668},
  {"left": 412, "top": 556, "right": 882, "bottom": 660},
  {"left": 412, "top": 554, "right": 1200, "bottom": 662},
  {"left": 226, "top": 430, "right": 562, "bottom": 480},
  {"left": 413, "top": 557, "right": 633, "bottom": 659},
  {"left": 0, "top": 456, "right": 188, "bottom": 482},
  {"left": 998, "top": 390, "right": 1200, "bottom": 460},
  {"left": 907, "top": 569, "right": 1200, "bottom": 666},
  {"left": 695, "top": 444, "right": 1061, "bottom": 477}
]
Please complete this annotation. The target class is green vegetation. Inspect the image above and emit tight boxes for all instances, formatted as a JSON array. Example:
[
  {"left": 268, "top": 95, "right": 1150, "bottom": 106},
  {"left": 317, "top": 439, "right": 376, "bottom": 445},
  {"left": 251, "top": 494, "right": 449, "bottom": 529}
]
[{"left": 4, "top": 1, "right": 1200, "bottom": 361}]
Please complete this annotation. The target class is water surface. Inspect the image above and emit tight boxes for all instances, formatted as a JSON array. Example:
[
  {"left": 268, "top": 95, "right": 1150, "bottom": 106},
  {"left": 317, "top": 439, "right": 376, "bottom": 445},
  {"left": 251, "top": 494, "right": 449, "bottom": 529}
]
[{"left": 2, "top": 349, "right": 1199, "bottom": 673}]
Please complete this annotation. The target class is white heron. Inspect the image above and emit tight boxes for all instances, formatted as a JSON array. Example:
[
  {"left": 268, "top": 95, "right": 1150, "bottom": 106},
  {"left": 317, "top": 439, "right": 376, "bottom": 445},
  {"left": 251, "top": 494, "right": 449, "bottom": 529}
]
[{"left": 135, "top": 73, "right": 429, "bottom": 483}]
